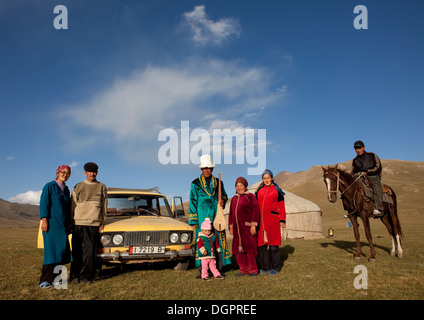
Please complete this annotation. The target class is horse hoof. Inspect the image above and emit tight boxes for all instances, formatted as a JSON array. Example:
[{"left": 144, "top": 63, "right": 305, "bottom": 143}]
[
  {"left": 368, "top": 258, "right": 376, "bottom": 262},
  {"left": 390, "top": 252, "right": 396, "bottom": 257},
  {"left": 354, "top": 256, "right": 361, "bottom": 261}
]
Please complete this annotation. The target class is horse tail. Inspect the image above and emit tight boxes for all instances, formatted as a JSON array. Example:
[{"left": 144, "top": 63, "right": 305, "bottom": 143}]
[{"left": 387, "top": 188, "right": 404, "bottom": 239}]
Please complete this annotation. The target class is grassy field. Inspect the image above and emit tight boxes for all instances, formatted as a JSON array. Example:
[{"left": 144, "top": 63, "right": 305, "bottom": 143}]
[{"left": 0, "top": 211, "right": 423, "bottom": 301}]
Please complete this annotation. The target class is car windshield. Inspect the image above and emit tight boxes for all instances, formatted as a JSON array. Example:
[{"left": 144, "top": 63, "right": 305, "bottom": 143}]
[{"left": 107, "top": 194, "right": 172, "bottom": 217}]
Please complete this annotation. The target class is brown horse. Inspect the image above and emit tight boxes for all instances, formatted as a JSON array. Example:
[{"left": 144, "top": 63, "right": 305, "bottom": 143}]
[{"left": 322, "top": 165, "right": 403, "bottom": 261}]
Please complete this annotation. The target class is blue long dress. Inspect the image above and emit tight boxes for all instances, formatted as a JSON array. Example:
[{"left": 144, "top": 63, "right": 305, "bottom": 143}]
[{"left": 39, "top": 180, "right": 71, "bottom": 265}]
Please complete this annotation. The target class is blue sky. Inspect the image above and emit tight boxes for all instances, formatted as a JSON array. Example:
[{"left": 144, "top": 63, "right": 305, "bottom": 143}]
[{"left": 1, "top": 0, "right": 423, "bottom": 205}]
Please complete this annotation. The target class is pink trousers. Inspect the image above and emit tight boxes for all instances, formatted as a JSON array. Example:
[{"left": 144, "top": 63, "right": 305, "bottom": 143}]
[{"left": 201, "top": 258, "right": 221, "bottom": 279}]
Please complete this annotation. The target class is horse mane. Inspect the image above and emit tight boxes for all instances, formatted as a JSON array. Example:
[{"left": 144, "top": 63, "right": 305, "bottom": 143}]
[{"left": 336, "top": 168, "right": 355, "bottom": 185}]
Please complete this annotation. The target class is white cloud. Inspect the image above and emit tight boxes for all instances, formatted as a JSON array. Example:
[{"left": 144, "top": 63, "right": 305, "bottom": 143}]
[
  {"left": 64, "top": 59, "right": 281, "bottom": 151},
  {"left": 8, "top": 190, "right": 41, "bottom": 205},
  {"left": 69, "top": 161, "right": 79, "bottom": 168},
  {"left": 5, "top": 156, "right": 14, "bottom": 161},
  {"left": 61, "top": 56, "right": 286, "bottom": 170},
  {"left": 183, "top": 5, "right": 241, "bottom": 45}
]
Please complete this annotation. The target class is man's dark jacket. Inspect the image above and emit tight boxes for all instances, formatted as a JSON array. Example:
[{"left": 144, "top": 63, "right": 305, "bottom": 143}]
[{"left": 352, "top": 151, "right": 382, "bottom": 176}]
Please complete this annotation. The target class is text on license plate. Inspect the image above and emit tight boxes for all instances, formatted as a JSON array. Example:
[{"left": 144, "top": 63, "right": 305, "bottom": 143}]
[{"left": 130, "top": 246, "right": 165, "bottom": 254}]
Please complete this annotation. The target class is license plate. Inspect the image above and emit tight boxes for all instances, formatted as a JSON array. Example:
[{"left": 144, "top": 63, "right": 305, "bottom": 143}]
[{"left": 130, "top": 246, "right": 165, "bottom": 254}]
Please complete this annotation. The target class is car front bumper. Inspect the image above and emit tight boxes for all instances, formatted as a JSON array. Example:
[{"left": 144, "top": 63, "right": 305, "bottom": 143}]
[{"left": 97, "top": 248, "right": 194, "bottom": 263}]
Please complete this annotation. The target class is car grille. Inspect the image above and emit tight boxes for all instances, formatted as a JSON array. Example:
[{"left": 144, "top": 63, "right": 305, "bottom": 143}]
[{"left": 124, "top": 231, "right": 169, "bottom": 246}]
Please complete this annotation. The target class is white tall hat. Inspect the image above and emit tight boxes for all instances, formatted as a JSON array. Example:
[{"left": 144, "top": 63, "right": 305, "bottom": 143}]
[{"left": 199, "top": 154, "right": 215, "bottom": 168}]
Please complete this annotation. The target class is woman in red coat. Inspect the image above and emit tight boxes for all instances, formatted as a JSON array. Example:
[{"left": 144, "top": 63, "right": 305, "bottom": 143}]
[
  {"left": 255, "top": 169, "right": 286, "bottom": 274},
  {"left": 229, "top": 177, "right": 260, "bottom": 276}
]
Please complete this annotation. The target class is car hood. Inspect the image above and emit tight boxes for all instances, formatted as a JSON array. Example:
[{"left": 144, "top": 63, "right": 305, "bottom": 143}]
[{"left": 103, "top": 216, "right": 194, "bottom": 232}]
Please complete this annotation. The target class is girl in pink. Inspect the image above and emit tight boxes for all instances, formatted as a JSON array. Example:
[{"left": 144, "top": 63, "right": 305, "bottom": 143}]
[{"left": 196, "top": 218, "right": 225, "bottom": 280}]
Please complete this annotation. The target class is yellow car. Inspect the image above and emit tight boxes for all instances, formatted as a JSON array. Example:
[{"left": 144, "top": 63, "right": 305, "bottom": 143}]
[
  {"left": 37, "top": 187, "right": 194, "bottom": 270},
  {"left": 98, "top": 188, "right": 194, "bottom": 270}
]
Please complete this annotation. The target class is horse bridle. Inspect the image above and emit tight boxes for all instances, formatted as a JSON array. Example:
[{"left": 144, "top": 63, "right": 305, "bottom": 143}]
[
  {"left": 325, "top": 170, "right": 341, "bottom": 198},
  {"left": 325, "top": 170, "right": 365, "bottom": 199}
]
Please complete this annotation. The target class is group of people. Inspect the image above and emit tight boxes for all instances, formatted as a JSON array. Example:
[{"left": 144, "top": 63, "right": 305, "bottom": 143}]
[
  {"left": 189, "top": 155, "right": 286, "bottom": 280},
  {"left": 39, "top": 162, "right": 107, "bottom": 288},
  {"left": 190, "top": 139, "right": 385, "bottom": 279},
  {"left": 39, "top": 140, "right": 383, "bottom": 286}
]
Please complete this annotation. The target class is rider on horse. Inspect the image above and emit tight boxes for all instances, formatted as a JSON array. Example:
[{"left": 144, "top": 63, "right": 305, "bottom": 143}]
[{"left": 352, "top": 140, "right": 384, "bottom": 218}]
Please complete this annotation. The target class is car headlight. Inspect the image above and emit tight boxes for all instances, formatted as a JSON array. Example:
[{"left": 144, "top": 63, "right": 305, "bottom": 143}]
[
  {"left": 100, "top": 234, "right": 111, "bottom": 246},
  {"left": 170, "top": 232, "right": 179, "bottom": 243},
  {"left": 180, "top": 232, "right": 189, "bottom": 243},
  {"left": 112, "top": 234, "right": 124, "bottom": 245}
]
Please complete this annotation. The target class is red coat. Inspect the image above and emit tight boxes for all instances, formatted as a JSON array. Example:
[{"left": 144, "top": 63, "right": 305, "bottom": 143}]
[
  {"left": 228, "top": 193, "right": 260, "bottom": 254},
  {"left": 256, "top": 184, "right": 286, "bottom": 246}
]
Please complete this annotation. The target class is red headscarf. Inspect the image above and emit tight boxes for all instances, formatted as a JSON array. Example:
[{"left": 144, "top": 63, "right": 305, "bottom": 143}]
[{"left": 56, "top": 165, "right": 71, "bottom": 176}]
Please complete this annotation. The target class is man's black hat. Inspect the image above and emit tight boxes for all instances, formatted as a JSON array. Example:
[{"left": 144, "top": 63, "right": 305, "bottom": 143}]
[
  {"left": 354, "top": 140, "right": 365, "bottom": 148},
  {"left": 84, "top": 162, "right": 98, "bottom": 172}
]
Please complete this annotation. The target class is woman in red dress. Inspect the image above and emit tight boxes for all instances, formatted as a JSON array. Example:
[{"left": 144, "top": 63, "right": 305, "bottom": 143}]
[
  {"left": 255, "top": 169, "right": 286, "bottom": 275},
  {"left": 229, "top": 177, "right": 260, "bottom": 276}
]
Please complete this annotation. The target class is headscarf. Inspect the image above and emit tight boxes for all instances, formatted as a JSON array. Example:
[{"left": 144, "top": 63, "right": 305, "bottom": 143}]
[
  {"left": 256, "top": 169, "right": 285, "bottom": 198},
  {"left": 235, "top": 177, "right": 248, "bottom": 188},
  {"left": 262, "top": 169, "right": 273, "bottom": 178},
  {"left": 56, "top": 165, "right": 71, "bottom": 176}
]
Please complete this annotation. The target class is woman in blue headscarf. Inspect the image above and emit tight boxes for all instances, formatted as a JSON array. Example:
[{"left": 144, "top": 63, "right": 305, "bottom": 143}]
[{"left": 255, "top": 169, "right": 286, "bottom": 275}]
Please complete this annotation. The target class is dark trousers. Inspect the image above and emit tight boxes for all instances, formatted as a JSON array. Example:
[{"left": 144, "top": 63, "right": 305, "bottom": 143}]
[
  {"left": 368, "top": 175, "right": 384, "bottom": 211},
  {"left": 40, "top": 263, "right": 59, "bottom": 284},
  {"left": 258, "top": 245, "right": 281, "bottom": 272},
  {"left": 70, "top": 225, "right": 99, "bottom": 281}
]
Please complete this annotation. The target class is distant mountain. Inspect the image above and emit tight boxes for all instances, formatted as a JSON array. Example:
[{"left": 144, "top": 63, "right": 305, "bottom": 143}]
[
  {"left": 1, "top": 159, "right": 422, "bottom": 228},
  {"left": 0, "top": 198, "right": 39, "bottom": 228}
]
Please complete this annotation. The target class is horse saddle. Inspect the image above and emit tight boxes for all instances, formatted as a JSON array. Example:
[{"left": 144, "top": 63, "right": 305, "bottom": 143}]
[{"left": 360, "top": 178, "right": 394, "bottom": 204}]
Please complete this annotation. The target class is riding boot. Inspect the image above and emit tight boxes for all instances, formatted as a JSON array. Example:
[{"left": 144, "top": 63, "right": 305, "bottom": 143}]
[{"left": 373, "top": 208, "right": 384, "bottom": 218}]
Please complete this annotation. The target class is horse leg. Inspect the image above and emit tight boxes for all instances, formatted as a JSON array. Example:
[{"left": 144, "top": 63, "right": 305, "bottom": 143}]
[
  {"left": 380, "top": 213, "right": 396, "bottom": 256},
  {"left": 350, "top": 215, "right": 362, "bottom": 260},
  {"left": 390, "top": 235, "right": 396, "bottom": 257},
  {"left": 389, "top": 204, "right": 404, "bottom": 258},
  {"left": 362, "top": 216, "right": 376, "bottom": 262},
  {"left": 382, "top": 202, "right": 404, "bottom": 258}
]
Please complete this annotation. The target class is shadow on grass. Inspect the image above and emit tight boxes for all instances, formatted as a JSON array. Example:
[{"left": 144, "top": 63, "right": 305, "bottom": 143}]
[
  {"left": 97, "top": 260, "right": 191, "bottom": 280},
  {"left": 98, "top": 245, "right": 296, "bottom": 280},
  {"left": 320, "top": 239, "right": 392, "bottom": 257},
  {"left": 280, "top": 245, "right": 295, "bottom": 267}
]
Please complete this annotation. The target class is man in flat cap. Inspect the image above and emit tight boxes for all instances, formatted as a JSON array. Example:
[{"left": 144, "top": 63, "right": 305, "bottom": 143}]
[
  {"left": 70, "top": 162, "right": 107, "bottom": 283},
  {"left": 352, "top": 141, "right": 384, "bottom": 218}
]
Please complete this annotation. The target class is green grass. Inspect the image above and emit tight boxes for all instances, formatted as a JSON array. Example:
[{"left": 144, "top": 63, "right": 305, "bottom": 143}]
[{"left": 1, "top": 213, "right": 423, "bottom": 300}]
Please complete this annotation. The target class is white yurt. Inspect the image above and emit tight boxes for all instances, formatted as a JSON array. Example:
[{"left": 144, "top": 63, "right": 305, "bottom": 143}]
[{"left": 224, "top": 182, "right": 323, "bottom": 240}]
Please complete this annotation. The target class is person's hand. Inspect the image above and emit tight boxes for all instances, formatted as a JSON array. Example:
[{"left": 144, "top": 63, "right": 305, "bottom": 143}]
[
  {"left": 99, "top": 225, "right": 104, "bottom": 232},
  {"left": 229, "top": 225, "right": 233, "bottom": 235},
  {"left": 219, "top": 199, "right": 225, "bottom": 207},
  {"left": 41, "top": 218, "right": 48, "bottom": 232},
  {"left": 250, "top": 225, "right": 257, "bottom": 236},
  {"left": 203, "top": 251, "right": 207, "bottom": 256},
  {"left": 280, "top": 222, "right": 286, "bottom": 228}
]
